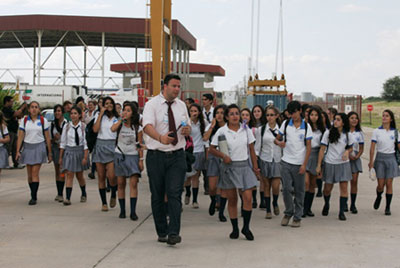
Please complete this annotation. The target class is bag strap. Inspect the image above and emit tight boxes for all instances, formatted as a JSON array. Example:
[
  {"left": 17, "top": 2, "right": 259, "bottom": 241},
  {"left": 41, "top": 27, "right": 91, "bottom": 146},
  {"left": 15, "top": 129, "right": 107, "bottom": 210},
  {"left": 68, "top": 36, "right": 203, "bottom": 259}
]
[{"left": 395, "top": 129, "right": 399, "bottom": 151}]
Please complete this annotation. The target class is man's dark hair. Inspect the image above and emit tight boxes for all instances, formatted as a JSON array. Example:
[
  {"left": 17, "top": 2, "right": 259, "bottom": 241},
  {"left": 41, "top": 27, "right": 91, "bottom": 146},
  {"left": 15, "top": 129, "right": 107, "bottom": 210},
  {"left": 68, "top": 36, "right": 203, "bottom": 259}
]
[
  {"left": 75, "top": 96, "right": 84, "bottom": 105},
  {"left": 3, "top": 96, "right": 13, "bottom": 105},
  {"left": 328, "top": 107, "right": 338, "bottom": 116},
  {"left": 203, "top": 93, "right": 214, "bottom": 101},
  {"left": 164, "top": 73, "right": 181, "bottom": 86},
  {"left": 63, "top": 100, "right": 72, "bottom": 106},
  {"left": 185, "top": 98, "right": 195, "bottom": 104},
  {"left": 287, "top": 100, "right": 302, "bottom": 114}
]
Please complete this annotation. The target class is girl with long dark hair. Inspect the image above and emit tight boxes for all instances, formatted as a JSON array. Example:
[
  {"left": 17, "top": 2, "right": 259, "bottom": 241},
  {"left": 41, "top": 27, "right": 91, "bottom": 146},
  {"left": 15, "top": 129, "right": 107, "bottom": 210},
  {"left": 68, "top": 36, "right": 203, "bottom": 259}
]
[
  {"left": 16, "top": 101, "right": 52, "bottom": 205},
  {"left": 368, "top": 109, "right": 399, "bottom": 216},
  {"left": 59, "top": 106, "right": 89, "bottom": 205},
  {"left": 92, "top": 96, "right": 119, "bottom": 211},
  {"left": 51, "top": 104, "right": 67, "bottom": 202},
  {"left": 111, "top": 102, "right": 143, "bottom": 220},
  {"left": 316, "top": 113, "right": 353, "bottom": 221},
  {"left": 0, "top": 111, "right": 10, "bottom": 175},
  {"left": 202, "top": 104, "right": 227, "bottom": 221},
  {"left": 209, "top": 104, "right": 260, "bottom": 240}
]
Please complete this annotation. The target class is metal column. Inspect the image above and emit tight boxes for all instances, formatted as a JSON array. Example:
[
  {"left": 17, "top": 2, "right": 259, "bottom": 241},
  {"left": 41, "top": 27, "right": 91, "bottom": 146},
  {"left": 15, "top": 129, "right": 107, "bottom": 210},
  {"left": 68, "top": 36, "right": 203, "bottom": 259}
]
[
  {"left": 37, "top": 30, "right": 43, "bottom": 85},
  {"left": 83, "top": 46, "right": 87, "bottom": 86},
  {"left": 63, "top": 44, "right": 67, "bottom": 85},
  {"left": 172, "top": 37, "right": 177, "bottom": 73},
  {"left": 33, "top": 45, "right": 36, "bottom": 85},
  {"left": 135, "top": 46, "right": 138, "bottom": 75},
  {"left": 101, "top": 32, "right": 105, "bottom": 88}
]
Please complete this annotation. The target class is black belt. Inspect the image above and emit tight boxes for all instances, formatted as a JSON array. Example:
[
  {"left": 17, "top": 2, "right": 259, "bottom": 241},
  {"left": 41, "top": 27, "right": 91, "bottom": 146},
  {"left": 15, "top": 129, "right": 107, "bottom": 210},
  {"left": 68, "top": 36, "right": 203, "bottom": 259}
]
[{"left": 149, "top": 148, "right": 183, "bottom": 154}]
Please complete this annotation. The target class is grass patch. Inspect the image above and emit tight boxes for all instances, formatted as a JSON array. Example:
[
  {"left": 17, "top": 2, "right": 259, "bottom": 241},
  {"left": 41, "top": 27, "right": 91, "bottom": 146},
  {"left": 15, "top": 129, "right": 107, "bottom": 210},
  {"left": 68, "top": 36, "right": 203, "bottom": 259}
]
[{"left": 361, "top": 101, "right": 400, "bottom": 128}]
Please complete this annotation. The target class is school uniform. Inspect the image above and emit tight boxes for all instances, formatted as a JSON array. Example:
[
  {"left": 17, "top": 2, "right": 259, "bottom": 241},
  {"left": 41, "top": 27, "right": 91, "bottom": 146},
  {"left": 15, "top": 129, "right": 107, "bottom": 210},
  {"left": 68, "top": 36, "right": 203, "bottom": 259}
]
[
  {"left": 255, "top": 124, "right": 281, "bottom": 179},
  {"left": 203, "top": 107, "right": 214, "bottom": 124},
  {"left": 210, "top": 125, "right": 258, "bottom": 191},
  {"left": 60, "top": 121, "right": 89, "bottom": 172},
  {"left": 320, "top": 130, "right": 353, "bottom": 184},
  {"left": 278, "top": 119, "right": 312, "bottom": 221},
  {"left": 306, "top": 130, "right": 323, "bottom": 176},
  {"left": 206, "top": 124, "right": 225, "bottom": 177},
  {"left": 114, "top": 124, "right": 143, "bottom": 177},
  {"left": 349, "top": 130, "right": 364, "bottom": 174},
  {"left": 19, "top": 116, "right": 49, "bottom": 165},
  {"left": 371, "top": 127, "right": 400, "bottom": 179},
  {"left": 92, "top": 114, "right": 118, "bottom": 164},
  {"left": 191, "top": 120, "right": 208, "bottom": 171},
  {"left": 51, "top": 119, "right": 67, "bottom": 165},
  {"left": 0, "top": 126, "right": 10, "bottom": 168}
]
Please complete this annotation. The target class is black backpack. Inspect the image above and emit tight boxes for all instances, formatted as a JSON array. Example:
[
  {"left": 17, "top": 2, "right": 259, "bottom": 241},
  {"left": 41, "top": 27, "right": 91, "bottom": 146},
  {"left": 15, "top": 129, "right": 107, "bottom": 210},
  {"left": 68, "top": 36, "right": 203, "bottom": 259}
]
[{"left": 86, "top": 117, "right": 98, "bottom": 153}]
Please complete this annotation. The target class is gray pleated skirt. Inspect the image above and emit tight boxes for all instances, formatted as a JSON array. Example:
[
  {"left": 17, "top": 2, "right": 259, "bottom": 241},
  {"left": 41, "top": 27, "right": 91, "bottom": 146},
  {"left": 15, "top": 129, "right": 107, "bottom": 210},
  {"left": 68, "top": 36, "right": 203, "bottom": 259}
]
[
  {"left": 114, "top": 153, "right": 141, "bottom": 178},
  {"left": 20, "top": 142, "right": 47, "bottom": 165},
  {"left": 52, "top": 143, "right": 61, "bottom": 165},
  {"left": 323, "top": 162, "right": 352, "bottom": 184},
  {"left": 350, "top": 151, "right": 363, "bottom": 174},
  {"left": 218, "top": 160, "right": 258, "bottom": 190},
  {"left": 62, "top": 146, "right": 89, "bottom": 172},
  {"left": 374, "top": 152, "right": 399, "bottom": 179},
  {"left": 207, "top": 154, "right": 220, "bottom": 177},
  {"left": 92, "top": 139, "right": 115, "bottom": 164},
  {"left": 0, "top": 146, "right": 8, "bottom": 168},
  {"left": 306, "top": 147, "right": 320, "bottom": 175},
  {"left": 193, "top": 151, "right": 206, "bottom": 171},
  {"left": 259, "top": 159, "right": 281, "bottom": 179}
]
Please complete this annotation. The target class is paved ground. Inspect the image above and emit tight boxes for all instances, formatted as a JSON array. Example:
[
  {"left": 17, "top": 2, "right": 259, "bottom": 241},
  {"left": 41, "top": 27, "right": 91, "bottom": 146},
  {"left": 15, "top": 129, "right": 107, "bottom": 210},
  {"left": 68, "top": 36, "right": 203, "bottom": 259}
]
[{"left": 1, "top": 127, "right": 399, "bottom": 268}]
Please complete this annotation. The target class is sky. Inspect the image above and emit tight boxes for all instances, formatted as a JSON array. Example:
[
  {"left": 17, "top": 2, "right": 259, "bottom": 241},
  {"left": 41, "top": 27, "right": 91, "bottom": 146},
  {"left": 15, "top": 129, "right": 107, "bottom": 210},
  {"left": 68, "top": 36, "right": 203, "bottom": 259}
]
[{"left": 0, "top": 0, "right": 399, "bottom": 97}]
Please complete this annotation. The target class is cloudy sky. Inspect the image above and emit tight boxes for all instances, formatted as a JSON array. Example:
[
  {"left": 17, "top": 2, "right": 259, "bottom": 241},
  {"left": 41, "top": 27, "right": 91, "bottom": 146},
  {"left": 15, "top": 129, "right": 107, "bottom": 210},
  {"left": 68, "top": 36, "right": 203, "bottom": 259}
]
[{"left": 0, "top": 0, "right": 399, "bottom": 97}]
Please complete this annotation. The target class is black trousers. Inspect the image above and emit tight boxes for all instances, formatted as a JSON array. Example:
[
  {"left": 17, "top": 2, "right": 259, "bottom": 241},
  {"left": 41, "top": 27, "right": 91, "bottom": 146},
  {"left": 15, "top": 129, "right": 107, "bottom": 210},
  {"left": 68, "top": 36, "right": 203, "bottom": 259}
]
[
  {"left": 146, "top": 149, "right": 186, "bottom": 237},
  {"left": 7, "top": 131, "right": 18, "bottom": 167}
]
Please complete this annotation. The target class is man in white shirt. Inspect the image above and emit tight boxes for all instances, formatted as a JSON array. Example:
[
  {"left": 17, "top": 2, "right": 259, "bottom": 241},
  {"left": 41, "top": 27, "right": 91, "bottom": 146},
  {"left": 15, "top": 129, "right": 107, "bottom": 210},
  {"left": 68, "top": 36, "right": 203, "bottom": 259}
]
[
  {"left": 201, "top": 93, "right": 214, "bottom": 195},
  {"left": 143, "top": 74, "right": 191, "bottom": 246}
]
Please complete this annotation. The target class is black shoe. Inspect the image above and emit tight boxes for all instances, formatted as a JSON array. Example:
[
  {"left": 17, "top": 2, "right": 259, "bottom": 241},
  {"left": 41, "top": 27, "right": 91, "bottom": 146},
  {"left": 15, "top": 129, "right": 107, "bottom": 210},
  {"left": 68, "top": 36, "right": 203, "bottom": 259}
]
[
  {"left": 316, "top": 192, "right": 323, "bottom": 197},
  {"left": 28, "top": 199, "right": 37, "bottom": 205},
  {"left": 209, "top": 201, "right": 216, "bottom": 216},
  {"left": 344, "top": 204, "right": 349, "bottom": 212},
  {"left": 385, "top": 208, "right": 391, "bottom": 216},
  {"left": 130, "top": 213, "right": 138, "bottom": 221},
  {"left": 241, "top": 228, "right": 254, "bottom": 241},
  {"left": 219, "top": 214, "right": 227, "bottom": 222},
  {"left": 119, "top": 211, "right": 126, "bottom": 219},
  {"left": 302, "top": 212, "right": 307, "bottom": 218},
  {"left": 338, "top": 213, "right": 346, "bottom": 221},
  {"left": 259, "top": 200, "right": 266, "bottom": 209},
  {"left": 229, "top": 229, "right": 239, "bottom": 239},
  {"left": 88, "top": 173, "right": 95, "bottom": 179},
  {"left": 252, "top": 202, "right": 257, "bottom": 209},
  {"left": 157, "top": 236, "right": 168, "bottom": 243},
  {"left": 350, "top": 205, "right": 358, "bottom": 214},
  {"left": 167, "top": 235, "right": 182, "bottom": 245},
  {"left": 307, "top": 210, "right": 315, "bottom": 217},
  {"left": 374, "top": 196, "right": 381, "bottom": 210},
  {"left": 106, "top": 187, "right": 111, "bottom": 193},
  {"left": 322, "top": 204, "right": 329, "bottom": 216}
]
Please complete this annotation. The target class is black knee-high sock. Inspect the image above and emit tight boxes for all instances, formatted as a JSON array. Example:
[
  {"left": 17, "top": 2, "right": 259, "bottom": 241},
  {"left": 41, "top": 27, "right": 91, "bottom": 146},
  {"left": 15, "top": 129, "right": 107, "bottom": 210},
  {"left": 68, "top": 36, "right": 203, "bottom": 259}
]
[
  {"left": 99, "top": 188, "right": 107, "bottom": 205},
  {"left": 386, "top": 194, "right": 393, "bottom": 210},
  {"left": 57, "top": 180, "right": 65, "bottom": 196},
  {"left": 209, "top": 195, "right": 216, "bottom": 203},
  {"left": 351, "top": 193, "right": 357, "bottom": 207},
  {"left": 377, "top": 189, "right": 383, "bottom": 198},
  {"left": 80, "top": 185, "right": 86, "bottom": 197},
  {"left": 31, "top": 182, "right": 39, "bottom": 200},
  {"left": 111, "top": 185, "right": 117, "bottom": 198},
  {"left": 265, "top": 196, "right": 271, "bottom": 213},
  {"left": 119, "top": 198, "right": 125, "bottom": 213},
  {"left": 303, "top": 191, "right": 310, "bottom": 213},
  {"left": 28, "top": 182, "right": 33, "bottom": 192},
  {"left": 242, "top": 210, "right": 252, "bottom": 231},
  {"left": 130, "top": 197, "right": 137, "bottom": 215},
  {"left": 317, "top": 179, "right": 322, "bottom": 193},
  {"left": 272, "top": 194, "right": 279, "bottom": 207},
  {"left": 339, "top": 197, "right": 348, "bottom": 214},
  {"left": 185, "top": 185, "right": 191, "bottom": 197},
  {"left": 230, "top": 218, "right": 239, "bottom": 232},
  {"left": 324, "top": 194, "right": 331, "bottom": 206},
  {"left": 216, "top": 194, "right": 221, "bottom": 204},
  {"left": 259, "top": 191, "right": 264, "bottom": 203},
  {"left": 91, "top": 162, "right": 96, "bottom": 174},
  {"left": 192, "top": 187, "right": 199, "bottom": 203},
  {"left": 308, "top": 192, "right": 315, "bottom": 211},
  {"left": 66, "top": 187, "right": 72, "bottom": 200},
  {"left": 252, "top": 189, "right": 257, "bottom": 203},
  {"left": 219, "top": 197, "right": 227, "bottom": 216}
]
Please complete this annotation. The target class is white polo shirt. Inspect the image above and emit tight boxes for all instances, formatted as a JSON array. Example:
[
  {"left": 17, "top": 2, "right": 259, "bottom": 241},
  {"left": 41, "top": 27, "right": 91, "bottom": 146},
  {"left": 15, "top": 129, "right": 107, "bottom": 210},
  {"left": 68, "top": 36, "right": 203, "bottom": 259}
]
[
  {"left": 255, "top": 124, "right": 281, "bottom": 162},
  {"left": 279, "top": 119, "right": 312, "bottom": 165},
  {"left": 191, "top": 120, "right": 208, "bottom": 153},
  {"left": 115, "top": 124, "right": 143, "bottom": 155},
  {"left": 0, "top": 125, "right": 9, "bottom": 147},
  {"left": 94, "top": 113, "right": 118, "bottom": 140},
  {"left": 371, "top": 126, "right": 398, "bottom": 154},
  {"left": 60, "top": 121, "right": 88, "bottom": 150},
  {"left": 19, "top": 116, "right": 50, "bottom": 144},
  {"left": 349, "top": 130, "right": 364, "bottom": 153},
  {"left": 203, "top": 107, "right": 214, "bottom": 124},
  {"left": 321, "top": 130, "right": 353, "bottom": 164},
  {"left": 211, "top": 125, "right": 255, "bottom": 161},
  {"left": 311, "top": 129, "right": 323, "bottom": 149},
  {"left": 142, "top": 94, "right": 191, "bottom": 152}
]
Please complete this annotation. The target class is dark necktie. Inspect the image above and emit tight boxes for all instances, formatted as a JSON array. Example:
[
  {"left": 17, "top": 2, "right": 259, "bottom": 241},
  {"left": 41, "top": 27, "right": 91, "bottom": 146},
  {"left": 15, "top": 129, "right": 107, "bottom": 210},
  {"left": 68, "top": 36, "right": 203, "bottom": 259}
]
[
  {"left": 74, "top": 126, "right": 80, "bottom": 146},
  {"left": 166, "top": 101, "right": 178, "bottom": 146},
  {"left": 205, "top": 112, "right": 211, "bottom": 123}
]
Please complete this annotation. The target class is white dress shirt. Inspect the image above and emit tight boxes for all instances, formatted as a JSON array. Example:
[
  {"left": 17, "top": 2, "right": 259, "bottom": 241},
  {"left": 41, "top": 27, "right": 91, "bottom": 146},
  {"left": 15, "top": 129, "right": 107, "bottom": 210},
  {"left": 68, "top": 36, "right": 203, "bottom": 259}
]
[{"left": 60, "top": 121, "right": 88, "bottom": 150}]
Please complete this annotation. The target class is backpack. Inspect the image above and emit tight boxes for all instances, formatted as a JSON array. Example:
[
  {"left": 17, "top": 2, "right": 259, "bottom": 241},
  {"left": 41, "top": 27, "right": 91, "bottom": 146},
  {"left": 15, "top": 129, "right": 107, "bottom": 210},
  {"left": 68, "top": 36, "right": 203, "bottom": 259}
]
[
  {"left": 394, "top": 129, "right": 400, "bottom": 165},
  {"left": 283, "top": 119, "right": 309, "bottom": 146},
  {"left": 259, "top": 124, "right": 278, "bottom": 154},
  {"left": 86, "top": 112, "right": 100, "bottom": 153}
]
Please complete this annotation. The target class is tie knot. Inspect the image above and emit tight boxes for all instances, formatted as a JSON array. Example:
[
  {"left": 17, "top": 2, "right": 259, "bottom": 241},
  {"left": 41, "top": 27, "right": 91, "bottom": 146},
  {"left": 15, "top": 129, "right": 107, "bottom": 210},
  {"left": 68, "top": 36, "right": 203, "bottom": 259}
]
[{"left": 166, "top": 101, "right": 174, "bottom": 106}]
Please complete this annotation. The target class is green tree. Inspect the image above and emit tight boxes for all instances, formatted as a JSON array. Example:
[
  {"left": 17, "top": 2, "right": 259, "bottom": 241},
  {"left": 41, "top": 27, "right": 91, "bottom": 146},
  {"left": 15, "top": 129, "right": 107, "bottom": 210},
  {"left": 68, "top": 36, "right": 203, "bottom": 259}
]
[
  {"left": 382, "top": 76, "right": 400, "bottom": 101},
  {"left": 0, "top": 84, "right": 21, "bottom": 110}
]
